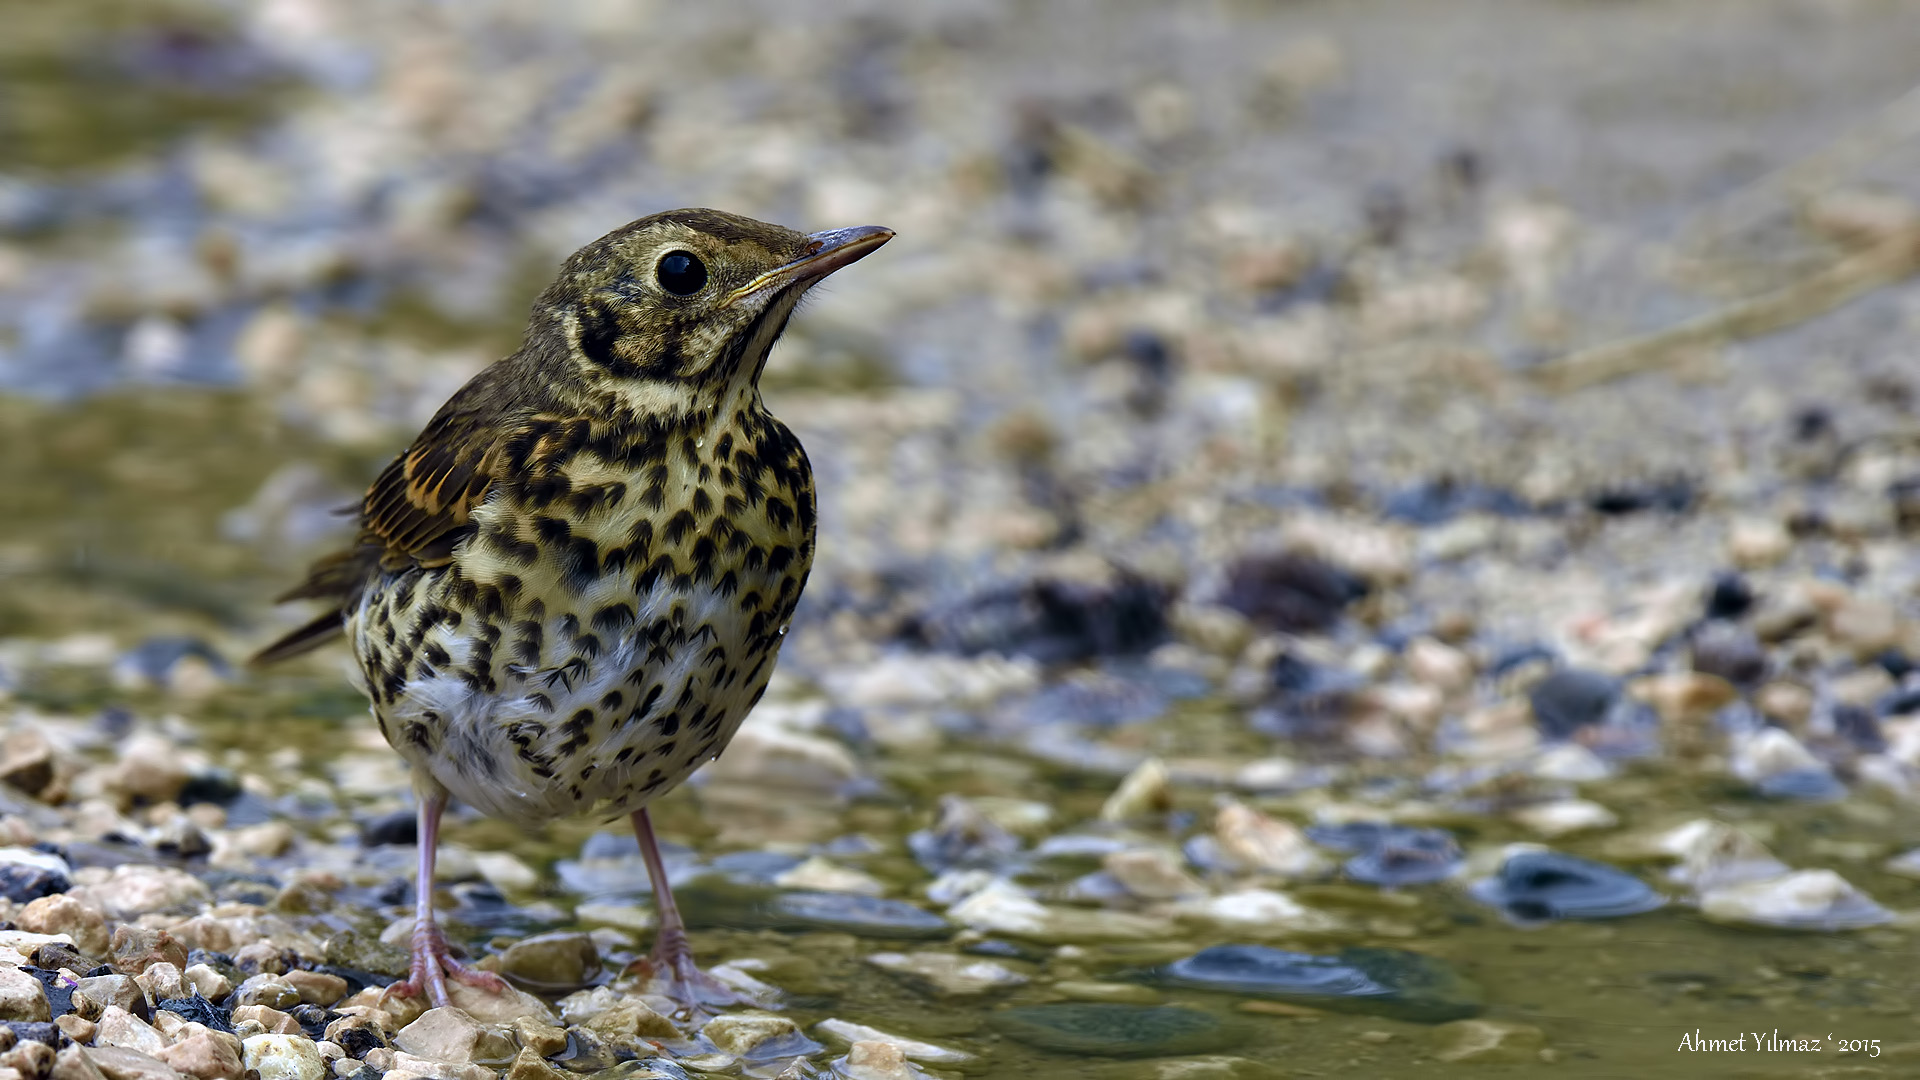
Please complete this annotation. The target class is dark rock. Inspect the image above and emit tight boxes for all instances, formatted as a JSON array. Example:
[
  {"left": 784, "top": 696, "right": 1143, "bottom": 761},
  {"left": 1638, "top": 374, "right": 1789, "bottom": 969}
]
[
  {"left": 1219, "top": 552, "right": 1364, "bottom": 634},
  {"left": 2, "top": 1021, "right": 62, "bottom": 1047},
  {"left": 1588, "top": 478, "right": 1694, "bottom": 515},
  {"left": 358, "top": 809, "right": 417, "bottom": 847},
  {"left": 289, "top": 1003, "right": 330, "bottom": 1038},
  {"left": 1305, "top": 824, "right": 1462, "bottom": 886},
  {"left": 1877, "top": 650, "right": 1914, "bottom": 681},
  {"left": 155, "top": 995, "right": 232, "bottom": 1034},
  {"left": 116, "top": 638, "right": 230, "bottom": 685},
  {"left": 905, "top": 569, "right": 1170, "bottom": 663},
  {"left": 1151, "top": 945, "right": 1482, "bottom": 1023},
  {"left": 29, "top": 945, "right": 90, "bottom": 979},
  {"left": 1833, "top": 704, "right": 1886, "bottom": 752},
  {"left": 177, "top": 770, "right": 243, "bottom": 808},
  {"left": 907, "top": 795, "right": 1021, "bottom": 873},
  {"left": 1469, "top": 852, "right": 1663, "bottom": 926},
  {"left": 331, "top": 1024, "right": 385, "bottom": 1059},
  {"left": 1689, "top": 624, "right": 1768, "bottom": 688},
  {"left": 759, "top": 892, "right": 950, "bottom": 939},
  {"left": 1379, "top": 480, "right": 1530, "bottom": 526},
  {"left": 18, "top": 969, "right": 73, "bottom": 1018},
  {"left": 990, "top": 1003, "right": 1244, "bottom": 1058},
  {"left": 550, "top": 1027, "right": 622, "bottom": 1073},
  {"left": 1704, "top": 572, "right": 1755, "bottom": 621},
  {"left": 1009, "top": 674, "right": 1167, "bottom": 729},
  {"left": 0, "top": 864, "right": 68, "bottom": 904},
  {"left": 310, "top": 963, "right": 395, "bottom": 991},
  {"left": 1529, "top": 668, "right": 1622, "bottom": 740},
  {"left": 1876, "top": 685, "right": 1920, "bottom": 719},
  {"left": 1488, "top": 644, "right": 1557, "bottom": 679}
]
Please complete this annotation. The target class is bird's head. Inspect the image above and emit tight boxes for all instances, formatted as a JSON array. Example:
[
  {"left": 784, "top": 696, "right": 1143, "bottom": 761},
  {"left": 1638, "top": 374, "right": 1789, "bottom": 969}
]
[{"left": 532, "top": 208, "right": 892, "bottom": 420}]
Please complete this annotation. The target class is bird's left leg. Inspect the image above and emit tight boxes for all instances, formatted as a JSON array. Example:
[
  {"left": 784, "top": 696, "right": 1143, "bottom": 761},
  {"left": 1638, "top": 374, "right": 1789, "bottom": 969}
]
[
  {"left": 387, "top": 791, "right": 509, "bottom": 1009},
  {"left": 627, "top": 807, "right": 749, "bottom": 1015}
]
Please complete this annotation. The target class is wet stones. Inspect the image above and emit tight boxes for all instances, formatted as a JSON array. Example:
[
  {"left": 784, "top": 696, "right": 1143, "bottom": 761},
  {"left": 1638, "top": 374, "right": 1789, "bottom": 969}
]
[
  {"left": 904, "top": 568, "right": 1170, "bottom": 663},
  {"left": 906, "top": 796, "right": 1021, "bottom": 873},
  {"left": 494, "top": 933, "right": 599, "bottom": 992},
  {"left": 1305, "top": 824, "right": 1461, "bottom": 886},
  {"left": 990, "top": 1003, "right": 1243, "bottom": 1059},
  {"left": 864, "top": 951, "right": 1028, "bottom": 999},
  {"left": 1698, "top": 870, "right": 1891, "bottom": 931},
  {"left": 1468, "top": 851, "right": 1662, "bottom": 925},
  {"left": 1527, "top": 669, "right": 1620, "bottom": 741},
  {"left": 0, "top": 967, "right": 52, "bottom": 1022},
  {"left": 1151, "top": 945, "right": 1481, "bottom": 1023},
  {"left": 1218, "top": 552, "right": 1364, "bottom": 635},
  {"left": 761, "top": 892, "right": 951, "bottom": 940}
]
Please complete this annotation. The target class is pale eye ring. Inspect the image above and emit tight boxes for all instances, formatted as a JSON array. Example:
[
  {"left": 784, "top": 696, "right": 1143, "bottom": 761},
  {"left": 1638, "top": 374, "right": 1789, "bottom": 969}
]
[{"left": 656, "top": 250, "right": 708, "bottom": 295}]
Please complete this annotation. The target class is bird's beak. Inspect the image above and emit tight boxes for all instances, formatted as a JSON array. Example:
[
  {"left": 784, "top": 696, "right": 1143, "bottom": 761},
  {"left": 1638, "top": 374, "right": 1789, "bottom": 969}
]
[{"left": 730, "top": 225, "right": 894, "bottom": 303}]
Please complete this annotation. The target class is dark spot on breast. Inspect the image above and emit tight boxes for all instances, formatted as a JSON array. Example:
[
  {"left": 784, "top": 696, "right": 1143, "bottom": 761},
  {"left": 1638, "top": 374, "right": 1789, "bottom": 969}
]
[
  {"left": 593, "top": 603, "right": 637, "bottom": 633},
  {"left": 692, "top": 488, "right": 713, "bottom": 517}
]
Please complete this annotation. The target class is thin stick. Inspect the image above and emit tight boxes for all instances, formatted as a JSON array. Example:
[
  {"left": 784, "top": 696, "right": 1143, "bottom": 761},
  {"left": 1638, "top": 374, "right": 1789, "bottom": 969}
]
[{"left": 1529, "top": 229, "right": 1920, "bottom": 392}]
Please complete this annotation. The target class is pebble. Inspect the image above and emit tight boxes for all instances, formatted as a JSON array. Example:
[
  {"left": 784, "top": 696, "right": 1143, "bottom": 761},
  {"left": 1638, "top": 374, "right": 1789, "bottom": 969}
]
[
  {"left": 1305, "top": 824, "right": 1462, "bottom": 886},
  {"left": 241, "top": 1036, "right": 327, "bottom": 1080},
  {"left": 1154, "top": 944, "right": 1482, "bottom": 1023},
  {"left": 1101, "top": 849, "right": 1207, "bottom": 900},
  {"left": 0, "top": 729, "right": 55, "bottom": 797},
  {"left": 904, "top": 796, "right": 1020, "bottom": 873},
  {"left": 772, "top": 857, "right": 887, "bottom": 896},
  {"left": 991, "top": 1003, "right": 1244, "bottom": 1058},
  {"left": 154, "top": 1032, "right": 246, "bottom": 1080},
  {"left": 75, "top": 867, "right": 211, "bottom": 921},
  {"left": 864, "top": 951, "right": 1028, "bottom": 998},
  {"left": 1469, "top": 851, "right": 1663, "bottom": 925},
  {"left": 182, "top": 967, "right": 232, "bottom": 1004},
  {"left": 830, "top": 1041, "right": 929, "bottom": 1080},
  {"left": 96, "top": 1008, "right": 168, "bottom": 1056},
  {"left": 1099, "top": 758, "right": 1173, "bottom": 822},
  {"left": 1208, "top": 801, "right": 1330, "bottom": 878},
  {"left": 1430, "top": 1018, "right": 1548, "bottom": 1064},
  {"left": 1527, "top": 743, "right": 1611, "bottom": 783},
  {"left": 1509, "top": 799, "right": 1618, "bottom": 838},
  {"left": 1172, "top": 889, "right": 1342, "bottom": 937},
  {"left": 948, "top": 880, "right": 1172, "bottom": 943},
  {"left": 494, "top": 933, "right": 599, "bottom": 990},
  {"left": 813, "top": 1019, "right": 973, "bottom": 1064},
  {"left": 231, "top": 976, "right": 300, "bottom": 1012},
  {"left": 1698, "top": 869, "right": 1892, "bottom": 931},
  {"left": 701, "top": 1012, "right": 822, "bottom": 1061},
  {"left": 392, "top": 1009, "right": 515, "bottom": 1065},
  {"left": 1528, "top": 669, "right": 1621, "bottom": 740},
  {"left": 0, "top": 966, "right": 52, "bottom": 1022},
  {"left": 85, "top": 1046, "right": 186, "bottom": 1080}
]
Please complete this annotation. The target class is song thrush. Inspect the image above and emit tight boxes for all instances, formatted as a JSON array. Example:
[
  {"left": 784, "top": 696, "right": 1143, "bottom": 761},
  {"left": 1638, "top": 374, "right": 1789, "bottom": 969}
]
[{"left": 253, "top": 208, "right": 892, "bottom": 1011}]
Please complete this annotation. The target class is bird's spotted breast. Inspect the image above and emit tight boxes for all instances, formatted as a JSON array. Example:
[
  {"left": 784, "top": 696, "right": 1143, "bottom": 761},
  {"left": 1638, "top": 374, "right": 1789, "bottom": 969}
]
[{"left": 353, "top": 401, "right": 814, "bottom": 825}]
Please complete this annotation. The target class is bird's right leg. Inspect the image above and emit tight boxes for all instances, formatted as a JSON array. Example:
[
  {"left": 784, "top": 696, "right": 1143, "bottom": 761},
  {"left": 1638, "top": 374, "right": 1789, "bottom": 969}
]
[
  {"left": 387, "top": 791, "right": 508, "bottom": 1009},
  {"left": 628, "top": 807, "right": 747, "bottom": 1015}
]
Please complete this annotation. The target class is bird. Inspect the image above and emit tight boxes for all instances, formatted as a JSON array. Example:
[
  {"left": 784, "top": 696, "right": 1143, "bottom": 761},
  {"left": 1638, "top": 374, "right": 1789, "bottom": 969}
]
[{"left": 251, "top": 208, "right": 892, "bottom": 1012}]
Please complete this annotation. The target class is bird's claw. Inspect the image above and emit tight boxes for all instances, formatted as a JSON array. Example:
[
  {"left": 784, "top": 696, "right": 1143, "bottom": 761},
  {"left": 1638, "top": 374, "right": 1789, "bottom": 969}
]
[
  {"left": 386, "top": 921, "right": 508, "bottom": 1010},
  {"left": 626, "top": 928, "right": 749, "bottom": 1018}
]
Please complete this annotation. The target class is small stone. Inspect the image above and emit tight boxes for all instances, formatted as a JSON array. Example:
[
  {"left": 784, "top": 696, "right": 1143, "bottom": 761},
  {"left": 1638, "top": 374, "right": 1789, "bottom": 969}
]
[
  {"left": 0, "top": 968, "right": 51, "bottom": 1022},
  {"left": 1172, "top": 889, "right": 1342, "bottom": 937},
  {"left": 52, "top": 1046, "right": 109, "bottom": 1080},
  {"left": 230, "top": 977, "right": 299, "bottom": 1011},
  {"left": 1529, "top": 668, "right": 1621, "bottom": 739},
  {"left": 905, "top": 796, "right": 1020, "bottom": 873},
  {"left": 75, "top": 867, "right": 210, "bottom": 921},
  {"left": 507, "top": 1017, "right": 563, "bottom": 1059},
  {"left": 100, "top": 735, "right": 193, "bottom": 805},
  {"left": 153, "top": 1034, "right": 244, "bottom": 1080},
  {"left": 322, "top": 1016, "right": 387, "bottom": 1059},
  {"left": 1212, "top": 801, "right": 1329, "bottom": 878},
  {"left": 573, "top": 996, "right": 676, "bottom": 1042},
  {"left": 181, "top": 968, "right": 230, "bottom": 1004},
  {"left": 701, "top": 1011, "right": 820, "bottom": 1060},
  {"left": 814, "top": 1020, "right": 973, "bottom": 1064},
  {"left": 772, "top": 857, "right": 887, "bottom": 896},
  {"left": 110, "top": 928, "right": 188, "bottom": 978},
  {"left": 1431, "top": 1018, "right": 1547, "bottom": 1064},
  {"left": 82, "top": 1047, "right": 183, "bottom": 1080},
  {"left": 75, "top": 975, "right": 146, "bottom": 1020},
  {"left": 1830, "top": 596, "right": 1902, "bottom": 657},
  {"left": 947, "top": 880, "right": 1171, "bottom": 943},
  {"left": 94, "top": 1009, "right": 167, "bottom": 1056},
  {"left": 57, "top": 1015, "right": 96, "bottom": 1045},
  {"left": 1699, "top": 869, "right": 1892, "bottom": 931},
  {"left": 495, "top": 933, "right": 598, "bottom": 991},
  {"left": 228, "top": 1007, "right": 299, "bottom": 1037},
  {"left": 1405, "top": 637, "right": 1474, "bottom": 693},
  {"left": 387, "top": 1052, "right": 495, "bottom": 1080},
  {"left": 1527, "top": 744, "right": 1610, "bottom": 783},
  {"left": 241, "top": 1036, "right": 326, "bottom": 1080},
  {"left": 1100, "top": 758, "right": 1172, "bottom": 822},
  {"left": 502, "top": 1048, "right": 567, "bottom": 1080},
  {"left": 392, "top": 1008, "right": 514, "bottom": 1065},
  {"left": 1634, "top": 672, "right": 1739, "bottom": 725},
  {"left": 1469, "top": 851, "right": 1663, "bottom": 925},
  {"left": 864, "top": 951, "right": 1028, "bottom": 998},
  {"left": 834, "top": 1041, "right": 924, "bottom": 1080},
  {"left": 1052, "top": 981, "right": 1164, "bottom": 1005},
  {"left": 469, "top": 853, "right": 537, "bottom": 895},
  {"left": 0, "top": 731, "right": 55, "bottom": 798},
  {"left": 1510, "top": 799, "right": 1618, "bottom": 838},
  {"left": 280, "top": 972, "right": 347, "bottom": 1007},
  {"left": 5, "top": 1039, "right": 56, "bottom": 1080},
  {"left": 133, "top": 963, "right": 185, "bottom": 1005},
  {"left": 1727, "top": 518, "right": 1791, "bottom": 569},
  {"left": 1155, "top": 945, "right": 1481, "bottom": 1023},
  {"left": 1689, "top": 624, "right": 1769, "bottom": 688},
  {"left": 1102, "top": 849, "right": 1206, "bottom": 900}
]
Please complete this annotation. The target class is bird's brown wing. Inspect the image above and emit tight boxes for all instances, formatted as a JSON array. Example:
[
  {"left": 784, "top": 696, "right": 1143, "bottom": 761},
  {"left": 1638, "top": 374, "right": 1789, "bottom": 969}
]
[{"left": 250, "top": 405, "right": 524, "bottom": 665}]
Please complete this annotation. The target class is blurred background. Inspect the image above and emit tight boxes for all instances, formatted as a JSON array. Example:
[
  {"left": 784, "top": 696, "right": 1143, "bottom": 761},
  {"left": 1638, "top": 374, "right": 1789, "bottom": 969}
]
[{"left": 7, "top": 0, "right": 1920, "bottom": 1076}]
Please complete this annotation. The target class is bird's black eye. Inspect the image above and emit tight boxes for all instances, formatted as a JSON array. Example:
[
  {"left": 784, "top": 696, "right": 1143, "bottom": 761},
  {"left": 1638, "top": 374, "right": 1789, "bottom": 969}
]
[{"left": 656, "top": 251, "right": 708, "bottom": 295}]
